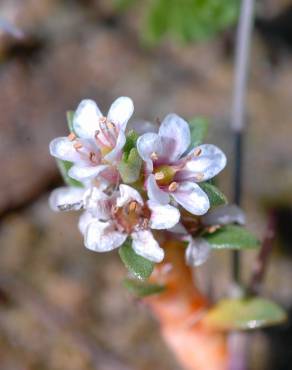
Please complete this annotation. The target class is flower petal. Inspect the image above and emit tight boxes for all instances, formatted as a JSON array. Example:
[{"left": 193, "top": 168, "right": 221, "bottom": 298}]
[
  {"left": 78, "top": 211, "right": 94, "bottom": 235},
  {"left": 104, "top": 130, "right": 126, "bottom": 163},
  {"left": 73, "top": 99, "right": 102, "bottom": 139},
  {"left": 202, "top": 204, "right": 246, "bottom": 226},
  {"left": 85, "top": 220, "right": 127, "bottom": 252},
  {"left": 83, "top": 187, "right": 111, "bottom": 220},
  {"left": 107, "top": 96, "right": 134, "bottom": 131},
  {"left": 159, "top": 114, "right": 191, "bottom": 162},
  {"left": 132, "top": 230, "right": 164, "bottom": 263},
  {"left": 146, "top": 174, "right": 170, "bottom": 205},
  {"left": 136, "top": 132, "right": 162, "bottom": 171},
  {"left": 49, "top": 137, "right": 80, "bottom": 162},
  {"left": 49, "top": 187, "right": 84, "bottom": 212},
  {"left": 181, "top": 144, "right": 227, "bottom": 182},
  {"left": 172, "top": 181, "right": 210, "bottom": 215},
  {"left": 128, "top": 119, "right": 158, "bottom": 134},
  {"left": 185, "top": 237, "right": 211, "bottom": 267},
  {"left": 68, "top": 164, "right": 109, "bottom": 181},
  {"left": 148, "top": 200, "right": 180, "bottom": 230},
  {"left": 116, "top": 184, "right": 144, "bottom": 208}
]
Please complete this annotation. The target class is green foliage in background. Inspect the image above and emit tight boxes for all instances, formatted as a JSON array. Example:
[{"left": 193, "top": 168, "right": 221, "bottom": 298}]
[{"left": 116, "top": 0, "right": 239, "bottom": 44}]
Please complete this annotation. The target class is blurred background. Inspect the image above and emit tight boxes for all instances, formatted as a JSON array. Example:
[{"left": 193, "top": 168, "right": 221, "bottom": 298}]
[{"left": 0, "top": 0, "right": 292, "bottom": 369}]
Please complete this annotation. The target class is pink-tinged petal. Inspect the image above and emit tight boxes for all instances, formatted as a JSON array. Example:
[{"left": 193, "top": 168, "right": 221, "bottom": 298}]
[
  {"left": 85, "top": 220, "right": 127, "bottom": 252},
  {"left": 49, "top": 187, "right": 84, "bottom": 212},
  {"left": 168, "top": 223, "right": 188, "bottom": 235},
  {"left": 117, "top": 184, "right": 144, "bottom": 208},
  {"left": 159, "top": 114, "right": 191, "bottom": 162},
  {"left": 49, "top": 137, "right": 80, "bottom": 162},
  {"left": 73, "top": 99, "right": 102, "bottom": 139},
  {"left": 147, "top": 200, "right": 180, "bottom": 230},
  {"left": 146, "top": 174, "right": 169, "bottom": 205},
  {"left": 202, "top": 204, "right": 245, "bottom": 226},
  {"left": 104, "top": 131, "right": 126, "bottom": 163},
  {"left": 68, "top": 164, "right": 109, "bottom": 181},
  {"left": 182, "top": 144, "right": 227, "bottom": 182},
  {"left": 185, "top": 237, "right": 211, "bottom": 267},
  {"left": 132, "top": 230, "right": 164, "bottom": 263},
  {"left": 107, "top": 96, "right": 134, "bottom": 131},
  {"left": 78, "top": 211, "right": 94, "bottom": 235},
  {"left": 83, "top": 187, "right": 111, "bottom": 220},
  {"left": 172, "top": 181, "right": 210, "bottom": 215},
  {"left": 136, "top": 132, "right": 161, "bottom": 171}
]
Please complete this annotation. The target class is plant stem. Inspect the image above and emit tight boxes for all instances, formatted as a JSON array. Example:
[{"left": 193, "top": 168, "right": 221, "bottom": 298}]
[{"left": 231, "top": 0, "right": 255, "bottom": 285}]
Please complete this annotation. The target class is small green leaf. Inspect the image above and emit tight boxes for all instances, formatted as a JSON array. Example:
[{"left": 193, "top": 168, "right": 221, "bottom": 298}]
[
  {"left": 204, "top": 297, "right": 287, "bottom": 331},
  {"left": 204, "top": 225, "right": 259, "bottom": 250},
  {"left": 119, "top": 241, "right": 154, "bottom": 280},
  {"left": 188, "top": 117, "right": 209, "bottom": 147},
  {"left": 123, "top": 279, "right": 165, "bottom": 297},
  {"left": 199, "top": 182, "right": 227, "bottom": 207},
  {"left": 118, "top": 148, "right": 142, "bottom": 184},
  {"left": 56, "top": 159, "right": 83, "bottom": 188},
  {"left": 123, "top": 130, "right": 139, "bottom": 158},
  {"left": 66, "top": 111, "right": 75, "bottom": 133}
]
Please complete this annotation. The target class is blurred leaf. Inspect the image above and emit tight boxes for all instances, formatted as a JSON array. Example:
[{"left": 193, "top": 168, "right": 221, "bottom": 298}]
[
  {"left": 123, "top": 278, "right": 165, "bottom": 296},
  {"left": 56, "top": 159, "right": 83, "bottom": 188},
  {"left": 119, "top": 241, "right": 154, "bottom": 279},
  {"left": 189, "top": 117, "right": 209, "bottom": 147},
  {"left": 204, "top": 225, "right": 259, "bottom": 250},
  {"left": 66, "top": 111, "right": 75, "bottom": 133},
  {"left": 144, "top": 0, "right": 239, "bottom": 44},
  {"left": 115, "top": 0, "right": 139, "bottom": 11},
  {"left": 118, "top": 131, "right": 142, "bottom": 183},
  {"left": 199, "top": 182, "right": 227, "bottom": 207},
  {"left": 204, "top": 297, "right": 287, "bottom": 331}
]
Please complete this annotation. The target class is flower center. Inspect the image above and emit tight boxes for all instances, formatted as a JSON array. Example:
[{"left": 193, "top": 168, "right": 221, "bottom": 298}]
[
  {"left": 112, "top": 201, "right": 151, "bottom": 234},
  {"left": 154, "top": 165, "right": 176, "bottom": 186},
  {"left": 95, "top": 116, "right": 118, "bottom": 153}
]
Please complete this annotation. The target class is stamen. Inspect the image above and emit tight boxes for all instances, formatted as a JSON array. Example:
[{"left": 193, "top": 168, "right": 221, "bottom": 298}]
[
  {"left": 207, "top": 225, "right": 220, "bottom": 234},
  {"left": 68, "top": 132, "right": 76, "bottom": 141},
  {"left": 193, "top": 148, "right": 202, "bottom": 157},
  {"left": 195, "top": 173, "right": 204, "bottom": 181},
  {"left": 150, "top": 152, "right": 158, "bottom": 161},
  {"left": 168, "top": 182, "right": 178, "bottom": 192},
  {"left": 99, "top": 116, "right": 107, "bottom": 123},
  {"left": 73, "top": 142, "right": 83, "bottom": 150},
  {"left": 89, "top": 152, "right": 96, "bottom": 162},
  {"left": 112, "top": 205, "right": 119, "bottom": 214},
  {"left": 107, "top": 121, "right": 115, "bottom": 130},
  {"left": 129, "top": 201, "right": 137, "bottom": 212},
  {"left": 141, "top": 218, "right": 149, "bottom": 229},
  {"left": 154, "top": 171, "right": 164, "bottom": 181}
]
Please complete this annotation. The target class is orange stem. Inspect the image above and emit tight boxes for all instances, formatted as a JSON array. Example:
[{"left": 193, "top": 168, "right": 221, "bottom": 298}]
[{"left": 146, "top": 241, "right": 228, "bottom": 370}]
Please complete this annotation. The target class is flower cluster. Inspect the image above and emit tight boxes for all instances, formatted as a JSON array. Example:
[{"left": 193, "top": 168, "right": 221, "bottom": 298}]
[{"left": 49, "top": 96, "right": 238, "bottom": 269}]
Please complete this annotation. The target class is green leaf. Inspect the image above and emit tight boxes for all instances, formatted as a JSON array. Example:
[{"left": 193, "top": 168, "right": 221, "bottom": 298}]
[
  {"left": 123, "top": 279, "right": 165, "bottom": 297},
  {"left": 115, "top": 0, "right": 138, "bottom": 11},
  {"left": 118, "top": 148, "right": 142, "bottom": 184},
  {"left": 66, "top": 111, "right": 75, "bottom": 133},
  {"left": 56, "top": 159, "right": 83, "bottom": 188},
  {"left": 204, "top": 225, "right": 260, "bottom": 250},
  {"left": 188, "top": 117, "right": 209, "bottom": 147},
  {"left": 123, "top": 130, "right": 139, "bottom": 158},
  {"left": 199, "top": 182, "right": 227, "bottom": 207},
  {"left": 204, "top": 297, "right": 287, "bottom": 331},
  {"left": 119, "top": 241, "right": 154, "bottom": 280}
]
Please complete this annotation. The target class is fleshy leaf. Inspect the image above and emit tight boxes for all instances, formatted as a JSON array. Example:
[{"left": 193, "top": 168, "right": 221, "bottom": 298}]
[
  {"left": 66, "top": 111, "right": 75, "bottom": 133},
  {"left": 199, "top": 182, "right": 227, "bottom": 207},
  {"left": 204, "top": 225, "right": 259, "bottom": 250},
  {"left": 188, "top": 117, "right": 209, "bottom": 147},
  {"left": 56, "top": 159, "right": 83, "bottom": 188},
  {"left": 204, "top": 297, "right": 287, "bottom": 331},
  {"left": 118, "top": 148, "right": 142, "bottom": 184},
  {"left": 123, "top": 279, "right": 165, "bottom": 297},
  {"left": 119, "top": 241, "right": 154, "bottom": 280}
]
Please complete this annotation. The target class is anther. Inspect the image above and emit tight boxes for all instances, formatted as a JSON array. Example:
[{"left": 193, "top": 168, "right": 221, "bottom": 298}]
[
  {"left": 129, "top": 201, "right": 137, "bottom": 212},
  {"left": 207, "top": 225, "right": 220, "bottom": 234},
  {"left": 107, "top": 121, "right": 115, "bottom": 130},
  {"left": 195, "top": 173, "right": 204, "bottom": 181},
  {"left": 99, "top": 116, "right": 107, "bottom": 123},
  {"left": 193, "top": 148, "right": 202, "bottom": 157},
  {"left": 150, "top": 152, "right": 158, "bottom": 161},
  {"left": 89, "top": 152, "right": 96, "bottom": 162},
  {"left": 154, "top": 172, "right": 164, "bottom": 181},
  {"left": 68, "top": 132, "right": 76, "bottom": 141},
  {"left": 168, "top": 182, "right": 178, "bottom": 192},
  {"left": 73, "top": 142, "right": 83, "bottom": 150}
]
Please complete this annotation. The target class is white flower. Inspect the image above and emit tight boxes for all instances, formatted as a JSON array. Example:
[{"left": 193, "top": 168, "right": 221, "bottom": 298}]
[
  {"left": 137, "top": 114, "right": 226, "bottom": 216},
  {"left": 49, "top": 97, "right": 134, "bottom": 183},
  {"left": 83, "top": 184, "right": 180, "bottom": 263},
  {"left": 170, "top": 204, "right": 245, "bottom": 267}
]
